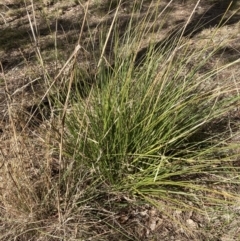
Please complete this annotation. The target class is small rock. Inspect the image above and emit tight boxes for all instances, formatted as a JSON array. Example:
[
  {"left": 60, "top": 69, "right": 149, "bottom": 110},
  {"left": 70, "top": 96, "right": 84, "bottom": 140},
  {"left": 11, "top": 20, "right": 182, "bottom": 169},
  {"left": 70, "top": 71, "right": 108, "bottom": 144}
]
[{"left": 186, "top": 219, "right": 198, "bottom": 229}]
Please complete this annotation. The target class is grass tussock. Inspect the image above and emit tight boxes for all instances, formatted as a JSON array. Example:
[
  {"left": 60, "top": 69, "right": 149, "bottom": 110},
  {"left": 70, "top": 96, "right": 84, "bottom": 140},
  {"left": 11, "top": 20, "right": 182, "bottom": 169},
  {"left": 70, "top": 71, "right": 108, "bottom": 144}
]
[{"left": 0, "top": 0, "right": 240, "bottom": 240}]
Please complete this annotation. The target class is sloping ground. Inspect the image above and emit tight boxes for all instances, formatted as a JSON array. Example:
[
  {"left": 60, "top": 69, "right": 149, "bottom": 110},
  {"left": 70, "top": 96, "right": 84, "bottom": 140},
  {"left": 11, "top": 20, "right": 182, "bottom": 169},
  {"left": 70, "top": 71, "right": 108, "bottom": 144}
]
[{"left": 0, "top": 1, "right": 240, "bottom": 240}]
